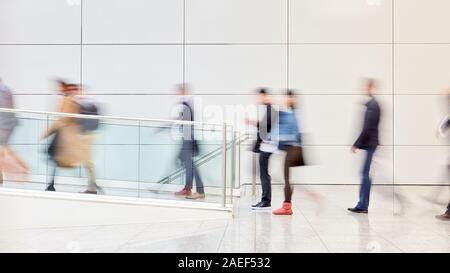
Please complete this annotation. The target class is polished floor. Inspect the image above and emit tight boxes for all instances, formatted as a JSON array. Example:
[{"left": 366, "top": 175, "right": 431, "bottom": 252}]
[{"left": 0, "top": 185, "right": 449, "bottom": 253}]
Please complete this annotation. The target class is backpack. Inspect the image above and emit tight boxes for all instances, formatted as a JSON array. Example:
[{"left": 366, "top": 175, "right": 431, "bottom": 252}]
[{"left": 77, "top": 97, "right": 100, "bottom": 132}]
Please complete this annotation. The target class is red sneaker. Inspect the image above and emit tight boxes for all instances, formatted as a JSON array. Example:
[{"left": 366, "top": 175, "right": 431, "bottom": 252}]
[
  {"left": 272, "top": 202, "right": 293, "bottom": 215},
  {"left": 175, "top": 188, "right": 192, "bottom": 196}
]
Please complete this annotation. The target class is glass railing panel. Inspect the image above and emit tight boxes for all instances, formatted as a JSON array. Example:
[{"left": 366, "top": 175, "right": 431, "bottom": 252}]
[{"left": 0, "top": 109, "right": 234, "bottom": 207}]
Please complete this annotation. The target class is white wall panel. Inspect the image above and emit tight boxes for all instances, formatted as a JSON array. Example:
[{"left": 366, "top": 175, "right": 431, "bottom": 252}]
[
  {"left": 0, "top": 0, "right": 81, "bottom": 44},
  {"left": 186, "top": 0, "right": 286, "bottom": 43},
  {"left": 290, "top": 0, "right": 392, "bottom": 43},
  {"left": 88, "top": 95, "right": 175, "bottom": 119},
  {"left": 0, "top": 45, "right": 81, "bottom": 93},
  {"left": 82, "top": 45, "right": 183, "bottom": 94},
  {"left": 13, "top": 95, "right": 58, "bottom": 111},
  {"left": 185, "top": 45, "right": 287, "bottom": 94},
  {"left": 289, "top": 45, "right": 392, "bottom": 94},
  {"left": 394, "top": 0, "right": 450, "bottom": 43},
  {"left": 301, "top": 95, "right": 392, "bottom": 146},
  {"left": 394, "top": 45, "right": 450, "bottom": 94},
  {"left": 394, "top": 95, "right": 447, "bottom": 145},
  {"left": 394, "top": 146, "right": 448, "bottom": 184},
  {"left": 83, "top": 0, "right": 183, "bottom": 44}
]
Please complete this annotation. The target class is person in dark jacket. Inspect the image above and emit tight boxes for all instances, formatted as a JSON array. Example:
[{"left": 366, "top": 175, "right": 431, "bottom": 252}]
[
  {"left": 173, "top": 84, "right": 205, "bottom": 200},
  {"left": 435, "top": 91, "right": 450, "bottom": 221},
  {"left": 247, "top": 89, "right": 276, "bottom": 209},
  {"left": 348, "top": 79, "right": 381, "bottom": 213}
]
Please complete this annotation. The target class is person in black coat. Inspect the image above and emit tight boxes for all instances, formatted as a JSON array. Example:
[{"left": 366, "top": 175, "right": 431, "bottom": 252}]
[
  {"left": 247, "top": 89, "right": 276, "bottom": 209},
  {"left": 348, "top": 79, "right": 381, "bottom": 214},
  {"left": 435, "top": 91, "right": 450, "bottom": 221}
]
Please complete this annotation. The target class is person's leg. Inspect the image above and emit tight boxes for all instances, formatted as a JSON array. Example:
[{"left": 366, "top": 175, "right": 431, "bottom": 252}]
[
  {"left": 259, "top": 152, "right": 272, "bottom": 204},
  {"left": 5, "top": 148, "right": 29, "bottom": 173},
  {"left": 356, "top": 148, "right": 376, "bottom": 210},
  {"left": 283, "top": 148, "right": 295, "bottom": 203},
  {"left": 175, "top": 145, "right": 193, "bottom": 196},
  {"left": 85, "top": 161, "right": 97, "bottom": 193},
  {"left": 193, "top": 166, "right": 204, "bottom": 194},
  {"left": 0, "top": 147, "right": 5, "bottom": 187},
  {"left": 186, "top": 166, "right": 205, "bottom": 200},
  {"left": 273, "top": 147, "right": 297, "bottom": 215},
  {"left": 46, "top": 160, "right": 57, "bottom": 191},
  {"left": 184, "top": 150, "right": 194, "bottom": 190}
]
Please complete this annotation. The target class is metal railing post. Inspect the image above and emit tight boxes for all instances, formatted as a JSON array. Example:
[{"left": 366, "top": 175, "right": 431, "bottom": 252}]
[
  {"left": 222, "top": 123, "right": 227, "bottom": 207},
  {"left": 252, "top": 153, "right": 257, "bottom": 196},
  {"left": 230, "top": 130, "right": 237, "bottom": 205}
]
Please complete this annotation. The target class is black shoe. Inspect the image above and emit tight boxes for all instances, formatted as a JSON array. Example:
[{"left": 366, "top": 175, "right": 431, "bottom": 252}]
[
  {"left": 435, "top": 213, "right": 450, "bottom": 221},
  {"left": 252, "top": 201, "right": 271, "bottom": 210},
  {"left": 45, "top": 184, "right": 55, "bottom": 191},
  {"left": 348, "top": 207, "right": 368, "bottom": 214}
]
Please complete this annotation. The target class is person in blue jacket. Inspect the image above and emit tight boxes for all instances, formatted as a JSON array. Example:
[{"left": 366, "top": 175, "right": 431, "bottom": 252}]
[{"left": 273, "top": 90, "right": 304, "bottom": 215}]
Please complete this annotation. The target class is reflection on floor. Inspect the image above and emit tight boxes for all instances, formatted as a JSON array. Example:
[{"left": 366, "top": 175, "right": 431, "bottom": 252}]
[{"left": 0, "top": 185, "right": 449, "bottom": 253}]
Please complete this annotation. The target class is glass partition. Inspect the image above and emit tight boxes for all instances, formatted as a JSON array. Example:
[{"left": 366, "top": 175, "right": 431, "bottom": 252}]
[{"left": 0, "top": 109, "right": 237, "bottom": 207}]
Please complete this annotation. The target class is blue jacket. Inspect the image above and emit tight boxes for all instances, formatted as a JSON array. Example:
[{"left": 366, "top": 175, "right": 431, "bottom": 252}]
[{"left": 277, "top": 109, "right": 301, "bottom": 149}]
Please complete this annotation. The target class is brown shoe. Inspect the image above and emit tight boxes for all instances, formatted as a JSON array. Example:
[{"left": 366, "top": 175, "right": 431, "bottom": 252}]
[
  {"left": 175, "top": 188, "right": 192, "bottom": 196},
  {"left": 80, "top": 190, "right": 97, "bottom": 194},
  {"left": 435, "top": 213, "right": 450, "bottom": 221},
  {"left": 186, "top": 192, "right": 205, "bottom": 200}
]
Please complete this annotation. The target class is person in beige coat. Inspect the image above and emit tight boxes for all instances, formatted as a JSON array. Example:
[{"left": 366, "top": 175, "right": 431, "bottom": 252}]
[{"left": 43, "top": 81, "right": 96, "bottom": 194}]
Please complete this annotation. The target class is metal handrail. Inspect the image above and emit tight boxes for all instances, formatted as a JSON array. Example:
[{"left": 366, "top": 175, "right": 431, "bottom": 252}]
[{"left": 0, "top": 107, "right": 224, "bottom": 127}]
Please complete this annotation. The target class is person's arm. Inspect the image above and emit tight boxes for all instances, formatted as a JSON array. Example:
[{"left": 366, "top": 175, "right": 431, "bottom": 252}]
[
  {"left": 352, "top": 102, "right": 379, "bottom": 152},
  {"left": 436, "top": 114, "right": 450, "bottom": 138},
  {"left": 42, "top": 97, "right": 79, "bottom": 139}
]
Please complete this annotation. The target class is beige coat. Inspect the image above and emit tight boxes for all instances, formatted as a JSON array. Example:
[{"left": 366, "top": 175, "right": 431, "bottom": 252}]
[{"left": 43, "top": 95, "right": 93, "bottom": 168}]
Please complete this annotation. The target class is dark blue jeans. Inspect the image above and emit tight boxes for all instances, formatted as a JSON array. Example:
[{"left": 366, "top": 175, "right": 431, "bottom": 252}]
[
  {"left": 259, "top": 152, "right": 272, "bottom": 203},
  {"left": 356, "top": 147, "right": 377, "bottom": 210},
  {"left": 179, "top": 141, "right": 204, "bottom": 193}
]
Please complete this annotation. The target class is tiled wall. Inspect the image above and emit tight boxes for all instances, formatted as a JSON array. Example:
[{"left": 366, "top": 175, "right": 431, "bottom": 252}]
[{"left": 0, "top": 0, "right": 449, "bottom": 185}]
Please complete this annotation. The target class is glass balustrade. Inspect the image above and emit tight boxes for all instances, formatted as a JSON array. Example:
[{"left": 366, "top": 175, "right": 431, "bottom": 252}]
[{"left": 0, "top": 108, "right": 238, "bottom": 207}]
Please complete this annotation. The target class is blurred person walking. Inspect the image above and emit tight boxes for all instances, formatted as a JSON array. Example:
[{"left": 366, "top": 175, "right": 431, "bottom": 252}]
[
  {"left": 272, "top": 90, "right": 304, "bottom": 215},
  {"left": 173, "top": 84, "right": 205, "bottom": 200},
  {"left": 0, "top": 78, "right": 29, "bottom": 185},
  {"left": 348, "top": 79, "right": 381, "bottom": 214},
  {"left": 42, "top": 81, "right": 96, "bottom": 193},
  {"left": 75, "top": 85, "right": 100, "bottom": 194},
  {"left": 247, "top": 89, "right": 277, "bottom": 210},
  {"left": 435, "top": 90, "right": 450, "bottom": 221}
]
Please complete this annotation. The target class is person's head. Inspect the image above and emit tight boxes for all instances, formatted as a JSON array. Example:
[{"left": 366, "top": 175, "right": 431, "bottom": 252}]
[
  {"left": 177, "top": 83, "right": 190, "bottom": 96},
  {"left": 364, "top": 78, "right": 377, "bottom": 97},
  {"left": 64, "top": 84, "right": 79, "bottom": 96},
  {"left": 54, "top": 78, "right": 69, "bottom": 93},
  {"left": 286, "top": 90, "right": 296, "bottom": 109},
  {"left": 257, "top": 88, "right": 270, "bottom": 104}
]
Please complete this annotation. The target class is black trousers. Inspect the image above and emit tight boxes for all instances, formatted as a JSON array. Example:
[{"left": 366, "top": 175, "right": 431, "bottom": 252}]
[
  {"left": 283, "top": 146, "right": 304, "bottom": 202},
  {"left": 259, "top": 152, "right": 272, "bottom": 203}
]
